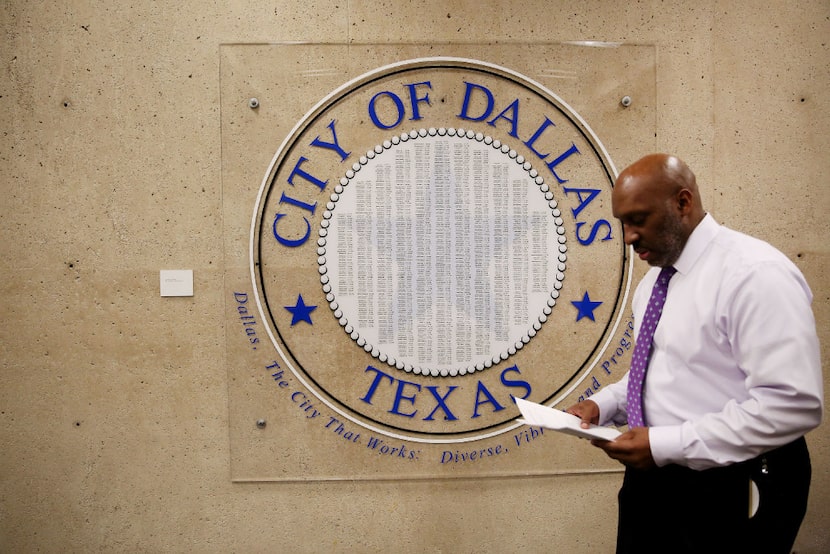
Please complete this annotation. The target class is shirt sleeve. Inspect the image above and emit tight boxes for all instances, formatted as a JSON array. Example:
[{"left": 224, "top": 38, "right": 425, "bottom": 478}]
[
  {"left": 649, "top": 260, "right": 824, "bottom": 470},
  {"left": 591, "top": 372, "right": 631, "bottom": 427}
]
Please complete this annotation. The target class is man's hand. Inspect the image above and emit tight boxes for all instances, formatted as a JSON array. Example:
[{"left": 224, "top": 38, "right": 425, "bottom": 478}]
[
  {"left": 565, "top": 400, "right": 600, "bottom": 428},
  {"left": 565, "top": 401, "right": 656, "bottom": 470},
  {"left": 591, "top": 427, "right": 656, "bottom": 470}
]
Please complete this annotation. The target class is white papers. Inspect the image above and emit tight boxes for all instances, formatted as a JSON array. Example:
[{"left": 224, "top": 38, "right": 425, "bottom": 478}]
[{"left": 515, "top": 397, "right": 621, "bottom": 441}]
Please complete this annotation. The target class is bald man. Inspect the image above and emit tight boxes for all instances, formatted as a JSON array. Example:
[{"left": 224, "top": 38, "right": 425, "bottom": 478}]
[{"left": 566, "top": 154, "right": 823, "bottom": 553}]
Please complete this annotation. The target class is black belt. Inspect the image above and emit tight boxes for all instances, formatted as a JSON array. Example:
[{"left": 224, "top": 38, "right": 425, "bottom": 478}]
[
  {"left": 624, "top": 436, "right": 809, "bottom": 489},
  {"left": 740, "top": 435, "right": 808, "bottom": 478}
]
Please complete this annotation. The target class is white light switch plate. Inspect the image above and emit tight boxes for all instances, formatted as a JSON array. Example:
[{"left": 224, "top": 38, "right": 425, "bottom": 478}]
[{"left": 160, "top": 270, "right": 193, "bottom": 297}]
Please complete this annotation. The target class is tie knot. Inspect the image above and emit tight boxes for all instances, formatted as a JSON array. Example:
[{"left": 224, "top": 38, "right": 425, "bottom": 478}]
[{"left": 658, "top": 266, "right": 677, "bottom": 283}]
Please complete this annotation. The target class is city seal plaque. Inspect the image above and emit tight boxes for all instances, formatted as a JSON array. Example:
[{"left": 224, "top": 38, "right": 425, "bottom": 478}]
[{"left": 250, "top": 57, "right": 631, "bottom": 445}]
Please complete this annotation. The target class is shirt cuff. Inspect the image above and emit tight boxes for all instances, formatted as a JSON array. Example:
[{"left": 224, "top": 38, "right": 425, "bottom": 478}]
[
  {"left": 648, "top": 425, "right": 685, "bottom": 467},
  {"left": 590, "top": 389, "right": 621, "bottom": 427}
]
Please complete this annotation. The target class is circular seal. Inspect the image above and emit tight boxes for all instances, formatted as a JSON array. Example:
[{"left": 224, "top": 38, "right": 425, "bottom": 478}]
[
  {"left": 319, "top": 127, "right": 568, "bottom": 378},
  {"left": 251, "top": 57, "right": 630, "bottom": 444}
]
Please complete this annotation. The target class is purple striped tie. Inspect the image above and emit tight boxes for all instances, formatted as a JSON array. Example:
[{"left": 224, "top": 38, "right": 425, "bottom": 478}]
[{"left": 627, "top": 266, "right": 677, "bottom": 428}]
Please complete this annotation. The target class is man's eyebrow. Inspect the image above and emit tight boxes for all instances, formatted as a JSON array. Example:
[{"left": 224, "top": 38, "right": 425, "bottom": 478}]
[{"left": 616, "top": 210, "right": 648, "bottom": 221}]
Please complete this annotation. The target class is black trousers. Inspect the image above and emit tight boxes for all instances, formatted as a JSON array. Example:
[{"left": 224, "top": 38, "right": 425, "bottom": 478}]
[{"left": 616, "top": 437, "right": 811, "bottom": 554}]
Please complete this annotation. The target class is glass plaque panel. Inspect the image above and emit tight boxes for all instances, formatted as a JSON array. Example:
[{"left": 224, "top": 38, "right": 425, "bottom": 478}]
[{"left": 221, "top": 43, "right": 656, "bottom": 481}]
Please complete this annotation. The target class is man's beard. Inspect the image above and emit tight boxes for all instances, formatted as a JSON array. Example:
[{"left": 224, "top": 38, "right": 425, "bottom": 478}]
[{"left": 649, "top": 210, "right": 686, "bottom": 267}]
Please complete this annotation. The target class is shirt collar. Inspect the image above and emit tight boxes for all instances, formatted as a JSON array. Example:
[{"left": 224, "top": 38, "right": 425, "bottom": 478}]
[{"left": 673, "top": 213, "right": 719, "bottom": 275}]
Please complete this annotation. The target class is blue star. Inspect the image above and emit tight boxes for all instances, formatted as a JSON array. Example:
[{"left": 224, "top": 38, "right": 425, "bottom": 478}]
[
  {"left": 285, "top": 294, "right": 317, "bottom": 326},
  {"left": 571, "top": 292, "right": 603, "bottom": 322}
]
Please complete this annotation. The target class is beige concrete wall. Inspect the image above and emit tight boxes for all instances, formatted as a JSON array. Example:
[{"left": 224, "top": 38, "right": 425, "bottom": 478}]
[{"left": 1, "top": 1, "right": 827, "bottom": 552}]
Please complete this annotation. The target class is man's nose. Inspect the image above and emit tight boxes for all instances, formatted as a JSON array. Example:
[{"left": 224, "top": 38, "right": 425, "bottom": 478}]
[{"left": 623, "top": 225, "right": 638, "bottom": 245}]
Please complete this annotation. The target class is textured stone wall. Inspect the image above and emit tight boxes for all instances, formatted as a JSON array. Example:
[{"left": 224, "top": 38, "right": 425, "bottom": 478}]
[{"left": 1, "top": 1, "right": 827, "bottom": 552}]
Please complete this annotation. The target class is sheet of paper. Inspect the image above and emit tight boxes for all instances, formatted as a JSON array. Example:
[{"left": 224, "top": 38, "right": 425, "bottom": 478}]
[
  {"left": 749, "top": 479, "right": 760, "bottom": 518},
  {"left": 515, "top": 397, "right": 621, "bottom": 441}
]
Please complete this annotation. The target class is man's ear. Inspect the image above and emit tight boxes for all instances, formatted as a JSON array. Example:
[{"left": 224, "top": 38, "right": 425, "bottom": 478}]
[{"left": 676, "top": 188, "right": 693, "bottom": 215}]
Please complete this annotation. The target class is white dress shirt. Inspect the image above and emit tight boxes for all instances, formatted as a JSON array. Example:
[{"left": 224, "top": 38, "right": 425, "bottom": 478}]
[{"left": 591, "top": 214, "right": 824, "bottom": 470}]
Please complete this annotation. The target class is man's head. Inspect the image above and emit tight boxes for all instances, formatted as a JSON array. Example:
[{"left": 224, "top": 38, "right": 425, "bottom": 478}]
[{"left": 611, "top": 154, "right": 706, "bottom": 267}]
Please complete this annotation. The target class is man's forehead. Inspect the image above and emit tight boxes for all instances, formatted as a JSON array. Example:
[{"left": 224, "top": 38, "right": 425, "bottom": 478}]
[{"left": 612, "top": 177, "right": 661, "bottom": 215}]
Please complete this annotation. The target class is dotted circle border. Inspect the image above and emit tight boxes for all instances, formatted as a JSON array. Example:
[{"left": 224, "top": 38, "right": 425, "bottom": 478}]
[{"left": 316, "top": 127, "right": 569, "bottom": 377}]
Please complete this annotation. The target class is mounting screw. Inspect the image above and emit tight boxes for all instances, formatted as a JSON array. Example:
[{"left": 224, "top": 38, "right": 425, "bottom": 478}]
[
  {"left": 620, "top": 95, "right": 632, "bottom": 108},
  {"left": 249, "top": 97, "right": 260, "bottom": 109},
  {"left": 256, "top": 419, "right": 266, "bottom": 429}
]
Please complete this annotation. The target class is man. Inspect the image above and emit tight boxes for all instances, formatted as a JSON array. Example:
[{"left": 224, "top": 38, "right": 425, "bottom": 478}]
[{"left": 567, "top": 154, "right": 823, "bottom": 553}]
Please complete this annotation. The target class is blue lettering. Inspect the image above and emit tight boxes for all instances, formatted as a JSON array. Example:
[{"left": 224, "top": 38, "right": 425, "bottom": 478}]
[
  {"left": 309, "top": 120, "right": 351, "bottom": 161},
  {"left": 545, "top": 143, "right": 580, "bottom": 184},
  {"left": 359, "top": 365, "right": 535, "bottom": 422},
  {"left": 405, "top": 81, "right": 432, "bottom": 121},
  {"left": 272, "top": 212, "right": 310, "bottom": 247},
  {"left": 286, "top": 156, "right": 327, "bottom": 191},
  {"left": 500, "top": 365, "right": 532, "bottom": 400},
  {"left": 278, "top": 191, "right": 316, "bottom": 215},
  {"left": 359, "top": 365, "right": 395, "bottom": 404},
  {"left": 523, "top": 117, "right": 556, "bottom": 159},
  {"left": 575, "top": 219, "right": 613, "bottom": 245},
  {"left": 368, "top": 91, "right": 406, "bottom": 129},
  {"left": 471, "top": 381, "right": 505, "bottom": 418},
  {"left": 423, "top": 385, "right": 459, "bottom": 421},
  {"left": 440, "top": 444, "right": 504, "bottom": 463},
  {"left": 513, "top": 426, "right": 544, "bottom": 446},
  {"left": 390, "top": 379, "right": 421, "bottom": 418},
  {"left": 457, "top": 81, "right": 495, "bottom": 122},
  {"left": 562, "top": 187, "right": 601, "bottom": 219},
  {"left": 487, "top": 98, "right": 520, "bottom": 138}
]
